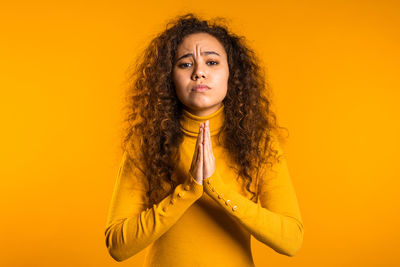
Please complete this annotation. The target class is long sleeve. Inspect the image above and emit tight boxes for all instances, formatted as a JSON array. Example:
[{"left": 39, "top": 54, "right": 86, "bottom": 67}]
[
  {"left": 104, "top": 151, "right": 204, "bottom": 262},
  {"left": 203, "top": 139, "right": 304, "bottom": 257}
]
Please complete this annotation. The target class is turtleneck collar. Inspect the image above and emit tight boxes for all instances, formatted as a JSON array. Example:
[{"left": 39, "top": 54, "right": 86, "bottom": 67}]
[{"left": 180, "top": 104, "right": 225, "bottom": 137}]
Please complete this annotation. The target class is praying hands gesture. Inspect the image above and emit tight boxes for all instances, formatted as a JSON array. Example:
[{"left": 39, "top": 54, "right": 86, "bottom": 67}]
[{"left": 189, "top": 120, "right": 216, "bottom": 185}]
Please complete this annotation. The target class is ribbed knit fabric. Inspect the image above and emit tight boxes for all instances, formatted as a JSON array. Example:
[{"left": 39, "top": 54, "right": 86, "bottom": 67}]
[{"left": 105, "top": 103, "right": 304, "bottom": 266}]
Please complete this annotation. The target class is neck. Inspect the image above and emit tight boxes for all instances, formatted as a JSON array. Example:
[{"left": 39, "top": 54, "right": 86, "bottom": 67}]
[
  {"left": 183, "top": 103, "right": 223, "bottom": 117},
  {"left": 180, "top": 103, "right": 225, "bottom": 137}
]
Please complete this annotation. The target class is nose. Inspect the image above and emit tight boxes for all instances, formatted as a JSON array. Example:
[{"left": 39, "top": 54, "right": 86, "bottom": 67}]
[{"left": 191, "top": 63, "right": 206, "bottom": 81}]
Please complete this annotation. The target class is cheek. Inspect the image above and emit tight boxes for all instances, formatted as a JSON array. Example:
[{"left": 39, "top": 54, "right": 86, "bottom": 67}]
[
  {"left": 173, "top": 70, "right": 185, "bottom": 87},
  {"left": 224, "top": 68, "right": 229, "bottom": 83},
  {"left": 172, "top": 72, "right": 187, "bottom": 98},
  {"left": 172, "top": 70, "right": 178, "bottom": 85},
  {"left": 216, "top": 68, "right": 229, "bottom": 87},
  {"left": 221, "top": 68, "right": 229, "bottom": 95}
]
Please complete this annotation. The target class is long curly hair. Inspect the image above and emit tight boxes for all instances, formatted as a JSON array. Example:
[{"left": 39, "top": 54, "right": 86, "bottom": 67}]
[{"left": 121, "top": 13, "right": 288, "bottom": 207}]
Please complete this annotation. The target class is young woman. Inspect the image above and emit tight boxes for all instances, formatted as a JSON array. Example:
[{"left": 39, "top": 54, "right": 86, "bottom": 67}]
[{"left": 105, "top": 13, "right": 304, "bottom": 266}]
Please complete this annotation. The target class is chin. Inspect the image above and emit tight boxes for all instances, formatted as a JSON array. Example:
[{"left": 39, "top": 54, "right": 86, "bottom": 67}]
[{"left": 190, "top": 102, "right": 214, "bottom": 109}]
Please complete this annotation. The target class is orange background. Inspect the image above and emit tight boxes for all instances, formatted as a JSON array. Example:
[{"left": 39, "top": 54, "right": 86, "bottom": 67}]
[{"left": 1, "top": 1, "right": 399, "bottom": 266}]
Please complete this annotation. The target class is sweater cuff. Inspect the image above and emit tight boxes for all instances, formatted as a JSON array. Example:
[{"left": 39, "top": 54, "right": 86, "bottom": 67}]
[
  {"left": 156, "top": 172, "right": 203, "bottom": 216},
  {"left": 185, "top": 172, "right": 204, "bottom": 198},
  {"left": 203, "top": 169, "right": 248, "bottom": 218}
]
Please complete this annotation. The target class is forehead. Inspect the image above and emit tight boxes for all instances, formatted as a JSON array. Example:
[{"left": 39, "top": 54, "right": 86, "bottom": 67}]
[{"left": 177, "top": 32, "right": 226, "bottom": 55}]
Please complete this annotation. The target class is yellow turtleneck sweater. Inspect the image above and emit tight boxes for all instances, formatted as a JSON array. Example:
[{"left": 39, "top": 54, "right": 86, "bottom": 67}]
[{"left": 104, "top": 104, "right": 304, "bottom": 266}]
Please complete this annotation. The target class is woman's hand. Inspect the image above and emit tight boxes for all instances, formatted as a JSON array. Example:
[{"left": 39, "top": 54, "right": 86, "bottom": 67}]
[
  {"left": 202, "top": 120, "right": 216, "bottom": 180},
  {"left": 189, "top": 122, "right": 204, "bottom": 185},
  {"left": 189, "top": 120, "right": 216, "bottom": 185}
]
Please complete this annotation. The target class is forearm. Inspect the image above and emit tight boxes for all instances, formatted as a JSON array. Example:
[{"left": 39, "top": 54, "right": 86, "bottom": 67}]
[
  {"left": 105, "top": 175, "right": 203, "bottom": 262},
  {"left": 203, "top": 171, "right": 304, "bottom": 257}
]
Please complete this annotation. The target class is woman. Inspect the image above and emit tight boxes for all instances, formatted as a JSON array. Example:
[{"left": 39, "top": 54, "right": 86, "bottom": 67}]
[{"left": 105, "top": 13, "right": 304, "bottom": 266}]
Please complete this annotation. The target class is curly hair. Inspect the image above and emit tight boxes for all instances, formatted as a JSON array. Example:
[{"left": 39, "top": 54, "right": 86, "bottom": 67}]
[{"left": 121, "top": 13, "right": 288, "bottom": 207}]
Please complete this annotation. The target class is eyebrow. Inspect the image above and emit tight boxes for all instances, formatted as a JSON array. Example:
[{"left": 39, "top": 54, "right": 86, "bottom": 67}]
[{"left": 176, "top": 51, "right": 221, "bottom": 62}]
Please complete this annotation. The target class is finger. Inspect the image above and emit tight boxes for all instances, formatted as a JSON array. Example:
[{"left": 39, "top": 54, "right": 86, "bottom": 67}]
[
  {"left": 207, "top": 122, "right": 211, "bottom": 152},
  {"left": 206, "top": 122, "right": 212, "bottom": 160},
  {"left": 208, "top": 128, "right": 213, "bottom": 163},
  {"left": 199, "top": 127, "right": 203, "bottom": 172},
  {"left": 208, "top": 121, "right": 211, "bottom": 147},
  {"left": 203, "top": 121, "right": 207, "bottom": 157},
  {"left": 196, "top": 125, "right": 203, "bottom": 162},
  {"left": 197, "top": 143, "right": 202, "bottom": 164},
  {"left": 205, "top": 123, "right": 212, "bottom": 165},
  {"left": 203, "top": 123, "right": 207, "bottom": 157},
  {"left": 200, "top": 124, "right": 205, "bottom": 148},
  {"left": 192, "top": 124, "right": 202, "bottom": 168},
  {"left": 202, "top": 143, "right": 206, "bottom": 180}
]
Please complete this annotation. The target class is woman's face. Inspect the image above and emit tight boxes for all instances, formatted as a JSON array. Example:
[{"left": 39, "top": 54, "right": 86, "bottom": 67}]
[{"left": 172, "top": 32, "right": 229, "bottom": 117}]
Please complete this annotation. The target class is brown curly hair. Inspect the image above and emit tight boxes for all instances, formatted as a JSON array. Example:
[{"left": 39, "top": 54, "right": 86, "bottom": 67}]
[{"left": 120, "top": 13, "right": 288, "bottom": 207}]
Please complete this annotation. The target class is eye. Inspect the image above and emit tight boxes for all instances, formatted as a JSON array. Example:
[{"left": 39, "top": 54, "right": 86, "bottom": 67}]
[
  {"left": 177, "top": 60, "right": 218, "bottom": 68},
  {"left": 177, "top": 62, "right": 192, "bottom": 68}
]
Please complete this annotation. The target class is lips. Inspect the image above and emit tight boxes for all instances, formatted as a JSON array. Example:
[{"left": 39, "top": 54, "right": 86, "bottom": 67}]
[{"left": 192, "top": 84, "right": 210, "bottom": 92}]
